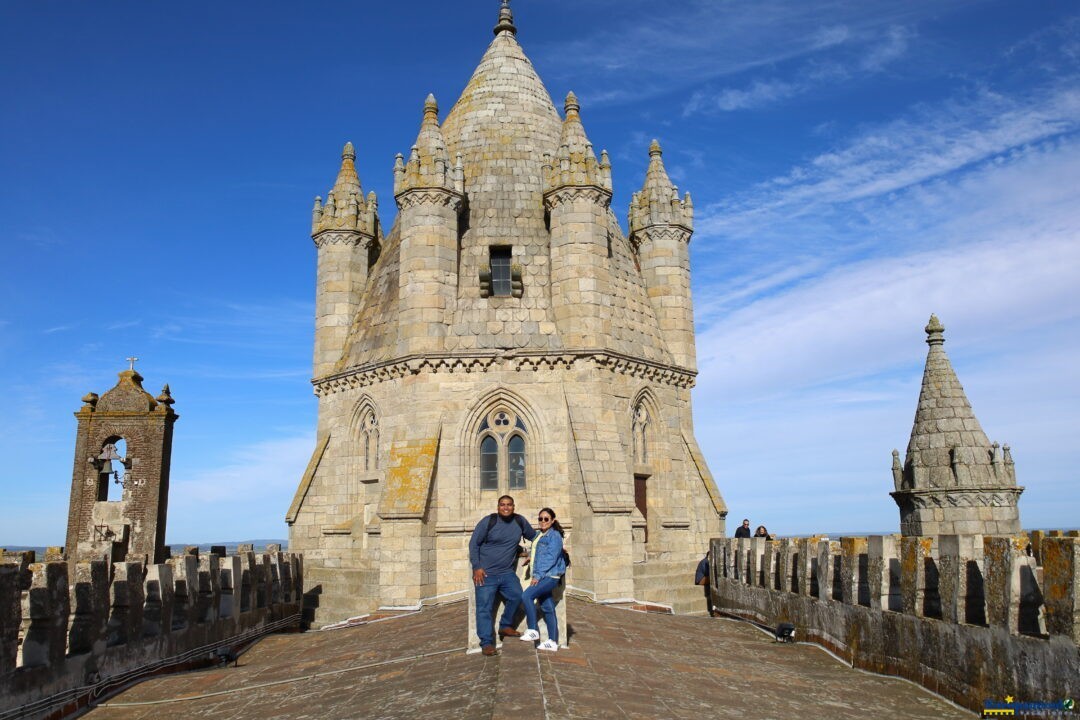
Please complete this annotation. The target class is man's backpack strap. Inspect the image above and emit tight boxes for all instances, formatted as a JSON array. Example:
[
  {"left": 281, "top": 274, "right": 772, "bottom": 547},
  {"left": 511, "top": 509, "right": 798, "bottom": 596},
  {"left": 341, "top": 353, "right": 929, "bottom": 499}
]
[{"left": 481, "top": 513, "right": 529, "bottom": 542}]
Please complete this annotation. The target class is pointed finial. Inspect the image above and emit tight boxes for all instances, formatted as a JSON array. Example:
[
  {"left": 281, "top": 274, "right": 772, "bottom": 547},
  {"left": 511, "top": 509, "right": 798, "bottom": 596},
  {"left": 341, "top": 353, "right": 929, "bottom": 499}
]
[
  {"left": 564, "top": 91, "right": 580, "bottom": 116},
  {"left": 342, "top": 141, "right": 355, "bottom": 160},
  {"left": 494, "top": 0, "right": 517, "bottom": 36},
  {"left": 424, "top": 93, "right": 439, "bottom": 120},
  {"left": 156, "top": 384, "right": 175, "bottom": 406},
  {"left": 649, "top": 139, "right": 662, "bottom": 157},
  {"left": 925, "top": 314, "right": 945, "bottom": 346}
]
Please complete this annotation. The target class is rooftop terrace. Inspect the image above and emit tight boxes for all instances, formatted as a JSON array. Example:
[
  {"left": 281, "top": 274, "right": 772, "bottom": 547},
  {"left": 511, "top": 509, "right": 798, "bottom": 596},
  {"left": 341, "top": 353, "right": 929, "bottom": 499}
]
[{"left": 84, "top": 598, "right": 969, "bottom": 719}]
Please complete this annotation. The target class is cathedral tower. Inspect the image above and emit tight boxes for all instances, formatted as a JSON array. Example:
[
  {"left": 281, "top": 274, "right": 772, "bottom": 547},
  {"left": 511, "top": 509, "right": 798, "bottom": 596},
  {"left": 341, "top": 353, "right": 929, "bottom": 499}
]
[{"left": 289, "top": 2, "right": 726, "bottom": 624}]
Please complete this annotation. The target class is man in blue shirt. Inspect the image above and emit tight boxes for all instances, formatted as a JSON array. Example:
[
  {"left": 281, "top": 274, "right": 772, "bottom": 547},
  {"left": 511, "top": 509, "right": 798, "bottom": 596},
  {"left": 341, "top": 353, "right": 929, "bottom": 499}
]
[{"left": 470, "top": 495, "right": 537, "bottom": 656}]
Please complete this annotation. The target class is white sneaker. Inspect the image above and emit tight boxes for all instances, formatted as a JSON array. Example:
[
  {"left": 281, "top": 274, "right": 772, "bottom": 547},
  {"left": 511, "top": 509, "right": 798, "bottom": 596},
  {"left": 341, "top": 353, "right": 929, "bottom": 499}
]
[
  {"left": 537, "top": 639, "right": 559, "bottom": 652},
  {"left": 519, "top": 629, "right": 540, "bottom": 642}
]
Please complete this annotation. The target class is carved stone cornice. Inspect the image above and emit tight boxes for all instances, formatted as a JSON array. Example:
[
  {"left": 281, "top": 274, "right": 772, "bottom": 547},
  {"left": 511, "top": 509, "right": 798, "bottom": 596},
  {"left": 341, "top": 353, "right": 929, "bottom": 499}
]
[
  {"left": 312, "top": 229, "right": 374, "bottom": 250},
  {"left": 890, "top": 486, "right": 1025, "bottom": 510},
  {"left": 542, "top": 185, "right": 612, "bottom": 210},
  {"left": 312, "top": 350, "right": 697, "bottom": 397},
  {"left": 630, "top": 224, "right": 693, "bottom": 247},
  {"left": 394, "top": 187, "right": 464, "bottom": 211}
]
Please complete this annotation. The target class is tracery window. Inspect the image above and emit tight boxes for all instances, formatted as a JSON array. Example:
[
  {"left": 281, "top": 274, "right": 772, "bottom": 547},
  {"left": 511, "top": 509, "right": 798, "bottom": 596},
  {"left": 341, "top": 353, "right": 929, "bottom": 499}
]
[{"left": 478, "top": 408, "right": 527, "bottom": 491}]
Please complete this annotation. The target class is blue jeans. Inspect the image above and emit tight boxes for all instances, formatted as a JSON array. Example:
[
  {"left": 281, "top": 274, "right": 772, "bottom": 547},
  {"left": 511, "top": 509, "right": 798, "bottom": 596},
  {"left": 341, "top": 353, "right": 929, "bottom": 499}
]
[
  {"left": 522, "top": 577, "right": 560, "bottom": 643},
  {"left": 475, "top": 572, "right": 523, "bottom": 647}
]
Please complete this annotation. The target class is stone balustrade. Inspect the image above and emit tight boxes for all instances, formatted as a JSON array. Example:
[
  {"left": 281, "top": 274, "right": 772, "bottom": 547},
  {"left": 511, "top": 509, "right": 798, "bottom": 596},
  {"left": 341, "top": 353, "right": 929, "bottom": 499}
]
[
  {"left": 709, "top": 531, "right": 1079, "bottom": 714},
  {"left": 0, "top": 547, "right": 303, "bottom": 720}
]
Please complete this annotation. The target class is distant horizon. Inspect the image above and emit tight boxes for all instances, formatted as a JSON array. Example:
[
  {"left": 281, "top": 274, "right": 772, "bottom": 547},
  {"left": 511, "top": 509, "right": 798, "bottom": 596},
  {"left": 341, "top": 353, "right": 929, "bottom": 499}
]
[{"left": 6, "top": 527, "right": 1079, "bottom": 554}]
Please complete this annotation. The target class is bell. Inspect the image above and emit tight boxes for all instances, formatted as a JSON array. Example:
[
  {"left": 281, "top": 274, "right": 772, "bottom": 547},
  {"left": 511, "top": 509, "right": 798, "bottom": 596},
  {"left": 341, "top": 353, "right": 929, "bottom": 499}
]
[{"left": 100, "top": 459, "right": 113, "bottom": 475}]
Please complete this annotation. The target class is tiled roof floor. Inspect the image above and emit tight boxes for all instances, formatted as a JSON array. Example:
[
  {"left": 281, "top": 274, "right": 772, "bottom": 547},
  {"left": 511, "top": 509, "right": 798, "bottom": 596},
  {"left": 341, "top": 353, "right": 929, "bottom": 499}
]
[{"left": 85, "top": 598, "right": 970, "bottom": 719}]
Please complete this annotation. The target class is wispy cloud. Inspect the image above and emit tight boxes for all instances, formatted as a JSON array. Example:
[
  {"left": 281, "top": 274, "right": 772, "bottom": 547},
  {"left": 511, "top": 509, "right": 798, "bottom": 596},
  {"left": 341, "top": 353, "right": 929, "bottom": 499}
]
[
  {"left": 43, "top": 325, "right": 73, "bottom": 334},
  {"left": 536, "top": 0, "right": 970, "bottom": 105},
  {"left": 697, "top": 81, "right": 1080, "bottom": 243},
  {"left": 684, "top": 24, "right": 913, "bottom": 115},
  {"left": 106, "top": 320, "right": 141, "bottom": 331},
  {"left": 168, "top": 433, "right": 314, "bottom": 541}
]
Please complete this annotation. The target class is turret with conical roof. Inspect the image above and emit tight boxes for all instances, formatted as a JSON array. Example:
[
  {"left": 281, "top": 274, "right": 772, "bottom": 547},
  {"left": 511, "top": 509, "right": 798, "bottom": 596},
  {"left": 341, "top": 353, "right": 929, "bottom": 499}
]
[
  {"left": 394, "top": 94, "right": 465, "bottom": 355},
  {"left": 312, "top": 142, "right": 381, "bottom": 378},
  {"left": 543, "top": 92, "right": 614, "bottom": 349},
  {"left": 629, "top": 140, "right": 697, "bottom": 371},
  {"left": 891, "top": 315, "right": 1023, "bottom": 535}
]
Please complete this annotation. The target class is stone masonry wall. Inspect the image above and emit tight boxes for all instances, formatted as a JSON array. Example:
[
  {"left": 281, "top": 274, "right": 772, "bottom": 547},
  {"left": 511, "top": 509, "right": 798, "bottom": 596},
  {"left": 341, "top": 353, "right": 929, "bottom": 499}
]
[
  {"left": 709, "top": 533, "right": 1080, "bottom": 714},
  {"left": 0, "top": 548, "right": 302, "bottom": 720}
]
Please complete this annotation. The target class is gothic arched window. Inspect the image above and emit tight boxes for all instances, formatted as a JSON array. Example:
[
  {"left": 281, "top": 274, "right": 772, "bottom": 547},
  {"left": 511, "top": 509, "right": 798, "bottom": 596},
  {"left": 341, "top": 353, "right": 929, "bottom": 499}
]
[
  {"left": 478, "top": 408, "right": 527, "bottom": 491},
  {"left": 358, "top": 407, "right": 380, "bottom": 472}
]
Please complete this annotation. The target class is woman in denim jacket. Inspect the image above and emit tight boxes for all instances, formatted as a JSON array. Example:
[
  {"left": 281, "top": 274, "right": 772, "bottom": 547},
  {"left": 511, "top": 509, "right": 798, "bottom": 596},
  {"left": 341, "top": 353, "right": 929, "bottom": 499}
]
[{"left": 519, "top": 507, "right": 567, "bottom": 652}]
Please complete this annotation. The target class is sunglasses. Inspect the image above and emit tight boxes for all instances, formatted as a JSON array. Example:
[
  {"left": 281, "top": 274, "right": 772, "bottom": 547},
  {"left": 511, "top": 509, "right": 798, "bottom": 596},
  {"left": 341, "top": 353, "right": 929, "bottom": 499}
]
[{"left": 538, "top": 516, "right": 552, "bottom": 522}]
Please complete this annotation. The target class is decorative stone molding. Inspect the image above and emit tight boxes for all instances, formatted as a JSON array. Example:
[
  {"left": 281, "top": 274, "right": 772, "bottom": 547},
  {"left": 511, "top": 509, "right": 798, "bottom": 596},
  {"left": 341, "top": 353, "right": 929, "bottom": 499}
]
[
  {"left": 312, "top": 350, "right": 697, "bottom": 397},
  {"left": 394, "top": 187, "right": 464, "bottom": 211},
  {"left": 630, "top": 225, "right": 692, "bottom": 247},
  {"left": 312, "top": 229, "right": 372, "bottom": 249},
  {"left": 542, "top": 185, "right": 611, "bottom": 210},
  {"left": 893, "top": 487, "right": 1024, "bottom": 509}
]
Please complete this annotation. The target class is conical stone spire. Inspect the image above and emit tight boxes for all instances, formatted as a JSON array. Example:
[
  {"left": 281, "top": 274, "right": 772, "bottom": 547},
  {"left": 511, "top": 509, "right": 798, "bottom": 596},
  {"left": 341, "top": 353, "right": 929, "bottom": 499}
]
[
  {"left": 394, "top": 94, "right": 461, "bottom": 197},
  {"left": 629, "top": 140, "right": 693, "bottom": 236},
  {"left": 312, "top": 142, "right": 379, "bottom": 237},
  {"left": 891, "top": 315, "right": 1022, "bottom": 536},
  {"left": 544, "top": 92, "right": 611, "bottom": 192}
]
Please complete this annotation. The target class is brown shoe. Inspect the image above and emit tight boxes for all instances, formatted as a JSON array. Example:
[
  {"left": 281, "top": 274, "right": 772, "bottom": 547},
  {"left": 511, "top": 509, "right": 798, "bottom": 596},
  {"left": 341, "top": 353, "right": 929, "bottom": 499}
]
[
  {"left": 498, "top": 626, "right": 522, "bottom": 638},
  {"left": 481, "top": 645, "right": 497, "bottom": 656}
]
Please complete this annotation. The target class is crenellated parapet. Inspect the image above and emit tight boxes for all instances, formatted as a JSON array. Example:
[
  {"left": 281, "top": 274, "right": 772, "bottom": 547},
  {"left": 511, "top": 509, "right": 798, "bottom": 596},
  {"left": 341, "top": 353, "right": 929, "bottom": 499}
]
[
  {"left": 0, "top": 548, "right": 303, "bottom": 719},
  {"left": 708, "top": 530, "right": 1079, "bottom": 714}
]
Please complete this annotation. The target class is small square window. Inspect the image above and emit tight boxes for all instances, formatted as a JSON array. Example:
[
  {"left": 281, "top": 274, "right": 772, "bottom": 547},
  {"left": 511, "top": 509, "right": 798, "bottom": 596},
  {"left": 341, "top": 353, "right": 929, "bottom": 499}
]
[{"left": 490, "top": 246, "right": 512, "bottom": 297}]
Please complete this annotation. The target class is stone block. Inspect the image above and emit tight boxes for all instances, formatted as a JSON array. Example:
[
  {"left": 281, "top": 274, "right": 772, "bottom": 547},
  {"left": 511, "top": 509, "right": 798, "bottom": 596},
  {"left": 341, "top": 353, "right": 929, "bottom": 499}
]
[
  {"left": 868, "top": 535, "right": 901, "bottom": 612},
  {"left": 840, "top": 537, "right": 869, "bottom": 606},
  {"left": 143, "top": 563, "right": 173, "bottom": 638},
  {"left": 900, "top": 536, "right": 934, "bottom": 617},
  {"left": 0, "top": 563, "right": 20, "bottom": 674},
  {"left": 21, "top": 562, "right": 70, "bottom": 668},
  {"left": 69, "top": 560, "right": 109, "bottom": 655},
  {"left": 789, "top": 537, "right": 809, "bottom": 596},
  {"left": 816, "top": 540, "right": 837, "bottom": 601},
  {"left": 983, "top": 535, "right": 1044, "bottom": 634},
  {"left": 197, "top": 554, "right": 221, "bottom": 624},
  {"left": 1040, "top": 537, "right": 1079, "bottom": 643},
  {"left": 107, "top": 561, "right": 145, "bottom": 647},
  {"left": 218, "top": 555, "right": 241, "bottom": 619}
]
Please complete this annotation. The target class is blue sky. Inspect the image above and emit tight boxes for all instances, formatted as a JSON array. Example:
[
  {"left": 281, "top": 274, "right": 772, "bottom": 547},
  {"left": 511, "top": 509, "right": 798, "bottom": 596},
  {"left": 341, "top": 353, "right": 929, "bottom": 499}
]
[{"left": 1, "top": 1, "right": 1077, "bottom": 545}]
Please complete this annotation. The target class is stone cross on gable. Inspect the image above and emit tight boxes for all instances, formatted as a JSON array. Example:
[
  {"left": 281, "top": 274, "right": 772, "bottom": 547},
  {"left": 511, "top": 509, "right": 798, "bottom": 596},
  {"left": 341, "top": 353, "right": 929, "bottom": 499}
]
[{"left": 126, "top": 356, "right": 139, "bottom": 371}]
